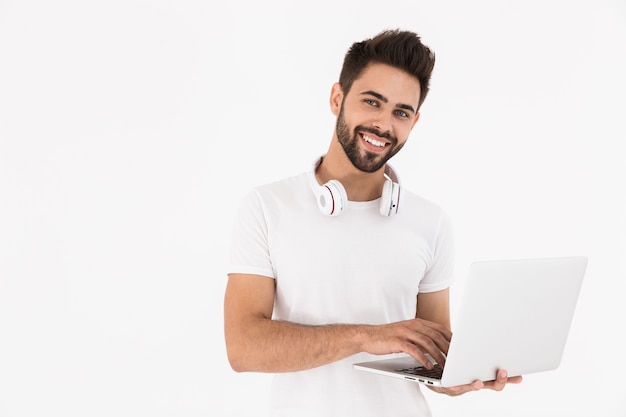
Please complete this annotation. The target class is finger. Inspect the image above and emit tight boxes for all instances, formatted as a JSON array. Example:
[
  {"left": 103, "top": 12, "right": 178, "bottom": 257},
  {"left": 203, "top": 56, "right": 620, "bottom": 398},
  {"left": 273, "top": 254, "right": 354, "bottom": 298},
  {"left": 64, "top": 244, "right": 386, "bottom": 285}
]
[
  {"left": 400, "top": 333, "right": 447, "bottom": 368},
  {"left": 471, "top": 380, "right": 485, "bottom": 390},
  {"left": 498, "top": 370, "right": 523, "bottom": 385},
  {"left": 400, "top": 320, "right": 451, "bottom": 367},
  {"left": 430, "top": 333, "right": 451, "bottom": 358},
  {"left": 408, "top": 332, "right": 449, "bottom": 367},
  {"left": 484, "top": 370, "right": 508, "bottom": 391},
  {"left": 444, "top": 381, "right": 482, "bottom": 396},
  {"left": 406, "top": 340, "right": 446, "bottom": 369},
  {"left": 402, "top": 344, "right": 437, "bottom": 369},
  {"left": 418, "top": 321, "right": 452, "bottom": 353}
]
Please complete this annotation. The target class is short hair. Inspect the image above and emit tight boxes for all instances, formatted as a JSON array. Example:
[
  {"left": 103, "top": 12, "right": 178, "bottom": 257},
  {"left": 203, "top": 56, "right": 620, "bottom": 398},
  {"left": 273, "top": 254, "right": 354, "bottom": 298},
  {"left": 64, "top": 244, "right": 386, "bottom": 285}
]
[{"left": 338, "top": 29, "right": 436, "bottom": 110}]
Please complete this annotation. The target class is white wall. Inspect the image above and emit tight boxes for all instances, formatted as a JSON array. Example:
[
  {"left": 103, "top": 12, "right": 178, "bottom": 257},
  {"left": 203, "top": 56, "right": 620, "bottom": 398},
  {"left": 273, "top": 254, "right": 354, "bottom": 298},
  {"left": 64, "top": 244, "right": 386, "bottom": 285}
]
[{"left": 1, "top": 1, "right": 624, "bottom": 416}]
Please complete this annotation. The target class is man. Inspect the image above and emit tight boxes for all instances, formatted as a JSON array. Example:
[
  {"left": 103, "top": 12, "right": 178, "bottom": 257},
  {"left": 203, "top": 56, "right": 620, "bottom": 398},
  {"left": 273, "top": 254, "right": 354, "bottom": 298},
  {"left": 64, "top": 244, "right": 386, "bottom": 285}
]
[{"left": 224, "top": 29, "right": 522, "bottom": 416}]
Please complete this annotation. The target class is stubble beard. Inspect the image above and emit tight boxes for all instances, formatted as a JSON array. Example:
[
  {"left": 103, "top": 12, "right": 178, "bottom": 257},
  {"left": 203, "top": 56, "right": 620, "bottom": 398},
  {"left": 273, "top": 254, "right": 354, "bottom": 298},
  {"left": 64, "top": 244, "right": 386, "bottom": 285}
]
[{"left": 335, "top": 106, "right": 403, "bottom": 173}]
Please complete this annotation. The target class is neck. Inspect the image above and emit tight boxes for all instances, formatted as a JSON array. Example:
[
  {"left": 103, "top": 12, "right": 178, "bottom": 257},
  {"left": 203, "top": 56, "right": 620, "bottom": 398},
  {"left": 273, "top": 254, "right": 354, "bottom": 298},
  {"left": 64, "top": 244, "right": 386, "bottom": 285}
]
[{"left": 315, "top": 144, "right": 387, "bottom": 202}]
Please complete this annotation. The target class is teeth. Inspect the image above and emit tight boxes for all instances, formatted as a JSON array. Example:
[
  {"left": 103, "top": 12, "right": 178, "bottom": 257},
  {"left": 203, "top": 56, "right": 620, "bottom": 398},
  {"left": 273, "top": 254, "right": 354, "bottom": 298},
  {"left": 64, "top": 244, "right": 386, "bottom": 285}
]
[{"left": 364, "top": 135, "right": 386, "bottom": 147}]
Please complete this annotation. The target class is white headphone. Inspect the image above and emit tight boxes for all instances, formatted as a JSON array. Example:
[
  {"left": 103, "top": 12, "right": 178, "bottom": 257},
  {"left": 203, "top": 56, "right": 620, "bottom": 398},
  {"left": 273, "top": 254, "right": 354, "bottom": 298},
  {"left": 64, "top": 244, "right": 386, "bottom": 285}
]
[{"left": 307, "top": 156, "right": 401, "bottom": 217}]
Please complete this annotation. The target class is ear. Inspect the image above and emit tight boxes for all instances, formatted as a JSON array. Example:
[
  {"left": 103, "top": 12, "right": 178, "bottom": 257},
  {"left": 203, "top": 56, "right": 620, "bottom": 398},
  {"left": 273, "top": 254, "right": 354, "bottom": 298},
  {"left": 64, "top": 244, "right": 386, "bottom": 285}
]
[
  {"left": 411, "top": 112, "right": 421, "bottom": 129},
  {"left": 329, "top": 82, "right": 343, "bottom": 116}
]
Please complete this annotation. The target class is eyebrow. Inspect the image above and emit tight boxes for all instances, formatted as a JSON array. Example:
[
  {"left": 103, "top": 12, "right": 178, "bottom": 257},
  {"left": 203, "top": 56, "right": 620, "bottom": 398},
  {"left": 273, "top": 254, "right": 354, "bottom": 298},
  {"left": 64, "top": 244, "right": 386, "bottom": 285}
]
[{"left": 360, "top": 90, "right": 416, "bottom": 115}]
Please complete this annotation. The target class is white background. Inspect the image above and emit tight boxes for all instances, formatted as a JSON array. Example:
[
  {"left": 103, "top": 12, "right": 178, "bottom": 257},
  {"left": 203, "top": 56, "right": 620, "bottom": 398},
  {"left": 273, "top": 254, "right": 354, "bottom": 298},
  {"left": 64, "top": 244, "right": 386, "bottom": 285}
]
[{"left": 1, "top": 1, "right": 625, "bottom": 416}]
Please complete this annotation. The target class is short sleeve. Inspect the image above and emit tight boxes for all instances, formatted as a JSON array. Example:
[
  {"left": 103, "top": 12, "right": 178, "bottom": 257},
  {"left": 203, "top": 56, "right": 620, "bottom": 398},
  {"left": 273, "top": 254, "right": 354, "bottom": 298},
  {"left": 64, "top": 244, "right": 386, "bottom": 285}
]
[
  {"left": 227, "top": 188, "right": 276, "bottom": 279},
  {"left": 418, "top": 209, "right": 455, "bottom": 293}
]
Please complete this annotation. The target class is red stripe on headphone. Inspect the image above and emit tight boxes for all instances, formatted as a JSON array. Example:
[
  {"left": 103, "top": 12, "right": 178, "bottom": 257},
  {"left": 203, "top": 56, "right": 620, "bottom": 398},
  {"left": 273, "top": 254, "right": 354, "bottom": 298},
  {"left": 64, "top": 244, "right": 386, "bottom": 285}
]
[{"left": 323, "top": 184, "right": 335, "bottom": 215}]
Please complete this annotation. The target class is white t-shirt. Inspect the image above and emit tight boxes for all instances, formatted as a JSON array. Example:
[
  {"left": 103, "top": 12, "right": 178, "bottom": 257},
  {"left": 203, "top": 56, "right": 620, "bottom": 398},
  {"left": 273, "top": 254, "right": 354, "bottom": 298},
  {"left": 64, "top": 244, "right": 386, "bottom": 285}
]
[{"left": 228, "top": 170, "right": 455, "bottom": 417}]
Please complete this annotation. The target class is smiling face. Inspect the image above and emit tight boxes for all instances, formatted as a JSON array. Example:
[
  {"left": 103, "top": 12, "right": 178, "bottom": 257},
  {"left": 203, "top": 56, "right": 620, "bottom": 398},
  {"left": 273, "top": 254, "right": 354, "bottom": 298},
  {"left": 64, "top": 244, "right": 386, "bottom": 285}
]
[{"left": 332, "top": 62, "right": 422, "bottom": 173}]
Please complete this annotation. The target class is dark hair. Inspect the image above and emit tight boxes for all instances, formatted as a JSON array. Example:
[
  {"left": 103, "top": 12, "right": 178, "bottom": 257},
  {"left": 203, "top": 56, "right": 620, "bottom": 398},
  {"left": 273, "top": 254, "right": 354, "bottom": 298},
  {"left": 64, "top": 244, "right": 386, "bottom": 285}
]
[{"left": 338, "top": 29, "right": 435, "bottom": 110}]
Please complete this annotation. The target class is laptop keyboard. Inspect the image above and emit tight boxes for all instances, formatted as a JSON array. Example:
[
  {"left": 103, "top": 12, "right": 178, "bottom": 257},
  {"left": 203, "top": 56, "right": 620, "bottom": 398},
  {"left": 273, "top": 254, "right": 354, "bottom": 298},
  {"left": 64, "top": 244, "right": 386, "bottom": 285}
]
[{"left": 395, "top": 364, "right": 443, "bottom": 379}]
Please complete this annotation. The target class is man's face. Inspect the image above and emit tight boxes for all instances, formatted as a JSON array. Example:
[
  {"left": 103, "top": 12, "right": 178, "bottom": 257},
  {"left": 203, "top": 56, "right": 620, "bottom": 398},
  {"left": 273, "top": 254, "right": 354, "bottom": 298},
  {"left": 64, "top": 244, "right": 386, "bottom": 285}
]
[{"left": 333, "top": 62, "right": 422, "bottom": 173}]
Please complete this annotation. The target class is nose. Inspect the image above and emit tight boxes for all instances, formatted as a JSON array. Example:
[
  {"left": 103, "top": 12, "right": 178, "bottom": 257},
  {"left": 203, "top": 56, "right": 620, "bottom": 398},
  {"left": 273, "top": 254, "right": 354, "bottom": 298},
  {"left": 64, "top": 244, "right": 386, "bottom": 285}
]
[{"left": 372, "top": 112, "right": 393, "bottom": 134}]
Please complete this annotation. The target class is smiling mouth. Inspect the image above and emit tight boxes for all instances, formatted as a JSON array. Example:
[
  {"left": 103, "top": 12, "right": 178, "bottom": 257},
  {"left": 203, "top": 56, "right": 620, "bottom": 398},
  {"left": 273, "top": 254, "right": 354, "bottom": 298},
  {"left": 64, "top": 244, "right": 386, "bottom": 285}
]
[{"left": 362, "top": 133, "right": 388, "bottom": 148}]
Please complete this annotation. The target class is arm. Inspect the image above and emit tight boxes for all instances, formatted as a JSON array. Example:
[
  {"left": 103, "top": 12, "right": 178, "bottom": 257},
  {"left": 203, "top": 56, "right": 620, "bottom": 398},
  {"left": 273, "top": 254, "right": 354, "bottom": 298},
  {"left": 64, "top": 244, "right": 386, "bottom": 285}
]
[
  {"left": 416, "top": 289, "right": 451, "bottom": 329},
  {"left": 415, "top": 289, "right": 451, "bottom": 368},
  {"left": 224, "top": 273, "right": 367, "bottom": 372},
  {"left": 224, "top": 273, "right": 452, "bottom": 373}
]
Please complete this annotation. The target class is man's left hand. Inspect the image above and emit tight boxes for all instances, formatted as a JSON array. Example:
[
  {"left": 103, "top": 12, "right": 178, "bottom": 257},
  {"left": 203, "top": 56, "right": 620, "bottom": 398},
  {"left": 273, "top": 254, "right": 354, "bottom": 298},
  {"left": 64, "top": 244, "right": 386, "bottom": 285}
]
[{"left": 427, "top": 369, "right": 523, "bottom": 397}]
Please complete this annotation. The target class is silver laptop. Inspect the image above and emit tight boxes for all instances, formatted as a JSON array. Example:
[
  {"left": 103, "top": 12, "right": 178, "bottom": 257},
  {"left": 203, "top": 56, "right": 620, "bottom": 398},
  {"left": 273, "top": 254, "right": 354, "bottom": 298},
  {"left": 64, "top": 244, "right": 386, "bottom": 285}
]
[{"left": 353, "top": 256, "right": 588, "bottom": 387}]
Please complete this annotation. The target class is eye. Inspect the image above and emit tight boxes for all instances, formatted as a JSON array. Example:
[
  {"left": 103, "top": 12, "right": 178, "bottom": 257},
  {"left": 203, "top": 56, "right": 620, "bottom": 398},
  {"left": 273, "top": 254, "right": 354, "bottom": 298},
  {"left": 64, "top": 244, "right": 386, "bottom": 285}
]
[
  {"left": 394, "top": 109, "right": 409, "bottom": 118},
  {"left": 364, "top": 99, "right": 379, "bottom": 107}
]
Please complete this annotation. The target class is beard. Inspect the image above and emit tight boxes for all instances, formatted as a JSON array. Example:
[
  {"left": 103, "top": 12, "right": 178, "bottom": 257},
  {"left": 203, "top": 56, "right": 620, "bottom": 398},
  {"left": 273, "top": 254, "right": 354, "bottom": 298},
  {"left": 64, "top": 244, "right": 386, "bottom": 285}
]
[{"left": 335, "top": 106, "right": 404, "bottom": 173}]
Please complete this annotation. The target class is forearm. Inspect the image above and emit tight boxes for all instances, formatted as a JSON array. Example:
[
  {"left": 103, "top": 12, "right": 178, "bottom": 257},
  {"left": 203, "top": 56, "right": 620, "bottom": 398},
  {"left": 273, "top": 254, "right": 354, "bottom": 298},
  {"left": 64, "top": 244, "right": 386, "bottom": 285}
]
[{"left": 226, "top": 317, "right": 370, "bottom": 373}]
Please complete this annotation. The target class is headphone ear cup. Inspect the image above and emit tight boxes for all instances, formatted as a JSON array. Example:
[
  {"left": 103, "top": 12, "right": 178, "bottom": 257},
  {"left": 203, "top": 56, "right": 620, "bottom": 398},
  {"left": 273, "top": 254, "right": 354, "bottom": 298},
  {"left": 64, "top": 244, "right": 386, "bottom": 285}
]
[
  {"left": 308, "top": 167, "right": 347, "bottom": 216},
  {"left": 379, "top": 179, "right": 401, "bottom": 216},
  {"left": 389, "top": 182, "right": 400, "bottom": 215},
  {"left": 321, "top": 180, "right": 347, "bottom": 216},
  {"left": 314, "top": 182, "right": 334, "bottom": 216}
]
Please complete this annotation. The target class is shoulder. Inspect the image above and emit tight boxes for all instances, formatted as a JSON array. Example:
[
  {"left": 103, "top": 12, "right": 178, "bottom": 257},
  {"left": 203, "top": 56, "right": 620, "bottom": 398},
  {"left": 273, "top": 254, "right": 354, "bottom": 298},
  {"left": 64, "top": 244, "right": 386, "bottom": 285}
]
[
  {"left": 247, "top": 172, "right": 308, "bottom": 203},
  {"left": 254, "top": 172, "right": 306, "bottom": 194},
  {"left": 236, "top": 172, "right": 310, "bottom": 216},
  {"left": 400, "top": 187, "right": 449, "bottom": 221}
]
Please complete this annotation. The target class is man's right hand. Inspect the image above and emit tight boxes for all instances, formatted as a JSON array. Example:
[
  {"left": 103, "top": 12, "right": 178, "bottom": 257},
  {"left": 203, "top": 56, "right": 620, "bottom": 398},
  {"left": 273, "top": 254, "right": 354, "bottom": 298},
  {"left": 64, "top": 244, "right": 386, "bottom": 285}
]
[{"left": 359, "top": 318, "right": 452, "bottom": 369}]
